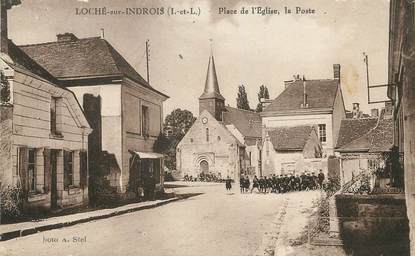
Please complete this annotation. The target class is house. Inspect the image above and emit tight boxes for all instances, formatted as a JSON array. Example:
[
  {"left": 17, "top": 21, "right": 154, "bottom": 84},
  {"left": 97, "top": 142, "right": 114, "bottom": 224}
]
[
  {"left": 176, "top": 54, "right": 261, "bottom": 180},
  {"left": 0, "top": 1, "right": 91, "bottom": 211},
  {"left": 261, "top": 65, "right": 346, "bottom": 157},
  {"left": 19, "top": 33, "right": 168, "bottom": 200},
  {"left": 335, "top": 110, "right": 395, "bottom": 187},
  {"left": 388, "top": 0, "right": 415, "bottom": 252},
  {"left": 262, "top": 125, "right": 322, "bottom": 175}
]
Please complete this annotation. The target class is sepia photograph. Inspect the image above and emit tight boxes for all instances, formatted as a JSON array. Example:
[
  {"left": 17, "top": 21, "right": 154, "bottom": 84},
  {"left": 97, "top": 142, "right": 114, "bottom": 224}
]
[{"left": 0, "top": 0, "right": 414, "bottom": 255}]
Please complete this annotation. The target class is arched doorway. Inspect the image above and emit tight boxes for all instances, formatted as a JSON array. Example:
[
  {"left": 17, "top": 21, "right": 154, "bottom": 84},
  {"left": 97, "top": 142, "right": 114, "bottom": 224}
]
[{"left": 200, "top": 160, "right": 209, "bottom": 174}]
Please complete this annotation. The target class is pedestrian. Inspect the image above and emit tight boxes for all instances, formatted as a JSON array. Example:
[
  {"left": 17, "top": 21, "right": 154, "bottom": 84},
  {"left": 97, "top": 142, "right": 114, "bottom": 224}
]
[
  {"left": 244, "top": 175, "right": 250, "bottom": 193},
  {"left": 251, "top": 175, "right": 259, "bottom": 193},
  {"left": 240, "top": 176, "right": 245, "bottom": 193},
  {"left": 318, "top": 169, "right": 325, "bottom": 189},
  {"left": 225, "top": 176, "right": 232, "bottom": 190}
]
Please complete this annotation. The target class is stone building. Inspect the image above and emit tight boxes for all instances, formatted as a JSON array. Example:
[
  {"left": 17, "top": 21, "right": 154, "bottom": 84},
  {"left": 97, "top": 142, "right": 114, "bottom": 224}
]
[
  {"left": 261, "top": 65, "right": 346, "bottom": 156},
  {"left": 0, "top": 1, "right": 91, "bottom": 211},
  {"left": 262, "top": 125, "right": 322, "bottom": 175},
  {"left": 388, "top": 0, "right": 415, "bottom": 253},
  {"left": 176, "top": 54, "right": 261, "bottom": 180},
  {"left": 19, "top": 33, "right": 168, "bottom": 200}
]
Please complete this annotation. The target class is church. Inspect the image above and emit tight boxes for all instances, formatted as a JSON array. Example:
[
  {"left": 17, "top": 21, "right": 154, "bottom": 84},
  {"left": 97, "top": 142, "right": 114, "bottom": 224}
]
[{"left": 176, "top": 54, "right": 262, "bottom": 181}]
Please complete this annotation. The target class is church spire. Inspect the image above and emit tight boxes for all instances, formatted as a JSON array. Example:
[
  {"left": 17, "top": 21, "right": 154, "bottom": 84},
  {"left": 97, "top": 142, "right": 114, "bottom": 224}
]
[{"left": 199, "top": 53, "right": 225, "bottom": 101}]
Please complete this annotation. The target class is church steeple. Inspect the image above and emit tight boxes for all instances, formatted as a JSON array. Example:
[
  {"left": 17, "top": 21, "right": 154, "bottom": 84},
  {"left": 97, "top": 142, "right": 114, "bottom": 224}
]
[
  {"left": 199, "top": 52, "right": 225, "bottom": 121},
  {"left": 199, "top": 55, "right": 225, "bottom": 101}
]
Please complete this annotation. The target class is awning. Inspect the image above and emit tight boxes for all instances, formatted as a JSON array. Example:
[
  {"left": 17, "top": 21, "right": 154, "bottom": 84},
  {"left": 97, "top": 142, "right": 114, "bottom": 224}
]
[{"left": 130, "top": 150, "right": 164, "bottom": 159}]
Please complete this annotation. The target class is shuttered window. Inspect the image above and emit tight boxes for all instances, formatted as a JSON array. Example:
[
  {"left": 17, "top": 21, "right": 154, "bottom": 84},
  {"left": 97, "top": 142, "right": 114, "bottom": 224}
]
[
  {"left": 64, "top": 151, "right": 73, "bottom": 189},
  {"left": 28, "top": 148, "right": 36, "bottom": 192}
]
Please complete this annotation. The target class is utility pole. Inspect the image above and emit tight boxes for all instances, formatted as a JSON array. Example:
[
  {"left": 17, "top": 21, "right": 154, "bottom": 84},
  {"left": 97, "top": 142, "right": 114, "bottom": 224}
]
[
  {"left": 146, "top": 39, "right": 150, "bottom": 84},
  {"left": 363, "top": 52, "right": 370, "bottom": 103}
]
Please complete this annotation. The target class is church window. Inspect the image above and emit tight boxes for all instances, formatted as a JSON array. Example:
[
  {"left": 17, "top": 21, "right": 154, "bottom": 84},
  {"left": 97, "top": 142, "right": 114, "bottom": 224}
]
[
  {"left": 190, "top": 138, "right": 193, "bottom": 143},
  {"left": 217, "top": 136, "right": 221, "bottom": 141},
  {"left": 206, "top": 128, "right": 209, "bottom": 142}
]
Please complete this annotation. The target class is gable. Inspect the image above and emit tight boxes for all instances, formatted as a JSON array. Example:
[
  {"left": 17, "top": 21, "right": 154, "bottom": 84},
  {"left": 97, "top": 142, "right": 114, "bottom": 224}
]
[{"left": 177, "top": 110, "right": 240, "bottom": 149}]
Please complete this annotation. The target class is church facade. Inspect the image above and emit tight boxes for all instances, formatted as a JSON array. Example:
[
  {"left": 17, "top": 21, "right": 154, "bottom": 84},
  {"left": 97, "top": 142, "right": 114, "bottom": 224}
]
[{"left": 176, "top": 54, "right": 261, "bottom": 181}]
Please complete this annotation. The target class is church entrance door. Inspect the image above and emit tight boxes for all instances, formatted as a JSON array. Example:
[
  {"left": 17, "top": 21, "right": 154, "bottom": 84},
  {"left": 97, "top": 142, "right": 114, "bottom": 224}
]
[{"left": 200, "top": 160, "right": 209, "bottom": 173}]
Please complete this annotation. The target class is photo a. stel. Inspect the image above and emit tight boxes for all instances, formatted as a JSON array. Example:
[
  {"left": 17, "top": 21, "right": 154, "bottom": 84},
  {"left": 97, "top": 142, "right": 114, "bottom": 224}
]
[{"left": 0, "top": 1, "right": 414, "bottom": 256}]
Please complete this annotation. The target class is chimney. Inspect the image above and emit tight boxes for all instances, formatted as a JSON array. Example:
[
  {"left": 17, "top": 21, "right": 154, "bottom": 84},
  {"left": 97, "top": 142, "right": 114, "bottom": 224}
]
[
  {"left": 100, "top": 28, "right": 105, "bottom": 39},
  {"left": 371, "top": 108, "right": 379, "bottom": 117},
  {"left": 352, "top": 103, "right": 360, "bottom": 119},
  {"left": 57, "top": 33, "right": 78, "bottom": 42},
  {"left": 0, "top": 0, "right": 8, "bottom": 54},
  {"left": 333, "top": 64, "right": 341, "bottom": 80},
  {"left": 260, "top": 98, "right": 272, "bottom": 110},
  {"left": 301, "top": 76, "right": 308, "bottom": 108}
]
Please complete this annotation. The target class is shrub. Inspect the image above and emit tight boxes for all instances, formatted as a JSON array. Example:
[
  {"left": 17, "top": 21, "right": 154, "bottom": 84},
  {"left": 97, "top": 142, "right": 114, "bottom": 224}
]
[{"left": 0, "top": 185, "right": 24, "bottom": 223}]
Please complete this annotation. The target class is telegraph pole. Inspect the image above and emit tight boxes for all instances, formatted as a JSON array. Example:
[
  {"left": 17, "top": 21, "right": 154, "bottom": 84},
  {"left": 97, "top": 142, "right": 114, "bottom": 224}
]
[
  {"left": 146, "top": 39, "right": 150, "bottom": 84},
  {"left": 363, "top": 52, "right": 370, "bottom": 103}
]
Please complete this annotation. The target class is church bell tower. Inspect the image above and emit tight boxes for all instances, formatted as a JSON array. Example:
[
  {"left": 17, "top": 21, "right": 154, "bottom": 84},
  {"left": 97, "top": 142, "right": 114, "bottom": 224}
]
[{"left": 199, "top": 54, "right": 225, "bottom": 121}]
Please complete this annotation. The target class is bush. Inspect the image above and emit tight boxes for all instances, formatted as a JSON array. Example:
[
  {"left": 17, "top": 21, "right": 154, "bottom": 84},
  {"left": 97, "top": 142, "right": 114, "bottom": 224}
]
[{"left": 1, "top": 185, "right": 24, "bottom": 223}]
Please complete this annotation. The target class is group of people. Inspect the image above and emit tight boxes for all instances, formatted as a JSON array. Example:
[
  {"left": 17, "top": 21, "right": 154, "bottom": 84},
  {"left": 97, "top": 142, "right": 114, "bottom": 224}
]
[
  {"left": 183, "top": 172, "right": 223, "bottom": 183},
  {"left": 238, "top": 170, "right": 325, "bottom": 194}
]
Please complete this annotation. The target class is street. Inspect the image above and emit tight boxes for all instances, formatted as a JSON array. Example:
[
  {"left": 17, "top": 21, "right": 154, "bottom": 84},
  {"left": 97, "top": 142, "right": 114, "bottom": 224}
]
[{"left": 0, "top": 183, "right": 326, "bottom": 256}]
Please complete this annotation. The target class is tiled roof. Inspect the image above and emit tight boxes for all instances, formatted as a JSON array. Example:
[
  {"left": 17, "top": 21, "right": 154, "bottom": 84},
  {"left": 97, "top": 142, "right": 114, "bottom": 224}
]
[
  {"left": 368, "top": 119, "right": 394, "bottom": 152},
  {"left": 6, "top": 41, "right": 56, "bottom": 83},
  {"left": 268, "top": 125, "right": 315, "bottom": 151},
  {"left": 222, "top": 106, "right": 261, "bottom": 138},
  {"left": 264, "top": 79, "right": 339, "bottom": 112},
  {"left": 336, "top": 118, "right": 393, "bottom": 152},
  {"left": 19, "top": 37, "right": 167, "bottom": 97}
]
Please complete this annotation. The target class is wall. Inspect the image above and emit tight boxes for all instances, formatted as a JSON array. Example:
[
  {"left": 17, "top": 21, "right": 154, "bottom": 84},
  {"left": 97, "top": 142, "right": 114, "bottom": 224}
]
[
  {"left": 70, "top": 84, "right": 122, "bottom": 189},
  {"left": 332, "top": 87, "right": 346, "bottom": 147},
  {"left": 335, "top": 193, "right": 409, "bottom": 254},
  {"left": 262, "top": 113, "right": 334, "bottom": 155},
  {"left": 177, "top": 110, "right": 240, "bottom": 180},
  {"left": 9, "top": 69, "right": 89, "bottom": 210},
  {"left": 121, "top": 79, "right": 164, "bottom": 192}
]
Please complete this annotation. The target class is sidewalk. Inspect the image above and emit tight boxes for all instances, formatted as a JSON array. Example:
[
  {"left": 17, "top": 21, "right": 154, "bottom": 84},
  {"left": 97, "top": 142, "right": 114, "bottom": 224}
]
[{"left": 0, "top": 197, "right": 179, "bottom": 242}]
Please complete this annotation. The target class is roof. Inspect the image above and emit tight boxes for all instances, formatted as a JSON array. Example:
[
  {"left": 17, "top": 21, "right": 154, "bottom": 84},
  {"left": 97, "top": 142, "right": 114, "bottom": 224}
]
[
  {"left": 19, "top": 36, "right": 168, "bottom": 97},
  {"left": 199, "top": 55, "right": 225, "bottom": 100},
  {"left": 6, "top": 41, "right": 56, "bottom": 83},
  {"left": 222, "top": 106, "right": 261, "bottom": 138},
  {"left": 264, "top": 79, "right": 339, "bottom": 112},
  {"left": 268, "top": 125, "right": 315, "bottom": 151},
  {"left": 336, "top": 118, "right": 393, "bottom": 152},
  {"left": 336, "top": 118, "right": 378, "bottom": 149}
]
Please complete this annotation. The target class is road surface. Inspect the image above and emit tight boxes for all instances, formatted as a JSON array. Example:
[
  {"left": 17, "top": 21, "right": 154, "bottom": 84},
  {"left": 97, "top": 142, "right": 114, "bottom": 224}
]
[{"left": 0, "top": 182, "right": 323, "bottom": 256}]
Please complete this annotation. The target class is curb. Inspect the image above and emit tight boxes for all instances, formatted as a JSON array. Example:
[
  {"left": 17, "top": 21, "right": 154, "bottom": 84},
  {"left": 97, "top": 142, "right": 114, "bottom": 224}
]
[{"left": 0, "top": 197, "right": 180, "bottom": 242}]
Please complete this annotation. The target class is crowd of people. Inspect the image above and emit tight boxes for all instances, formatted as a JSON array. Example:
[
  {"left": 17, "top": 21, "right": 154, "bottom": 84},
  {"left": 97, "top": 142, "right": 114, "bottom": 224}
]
[
  {"left": 183, "top": 172, "right": 225, "bottom": 183},
  {"left": 238, "top": 170, "right": 325, "bottom": 194}
]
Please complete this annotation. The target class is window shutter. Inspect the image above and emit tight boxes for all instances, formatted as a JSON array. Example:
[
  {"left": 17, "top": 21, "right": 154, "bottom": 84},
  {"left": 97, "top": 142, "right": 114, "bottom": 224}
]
[
  {"left": 80, "top": 151, "right": 88, "bottom": 188},
  {"left": 18, "top": 146, "right": 28, "bottom": 195},
  {"left": 64, "top": 151, "right": 69, "bottom": 189},
  {"left": 43, "top": 148, "right": 51, "bottom": 193}
]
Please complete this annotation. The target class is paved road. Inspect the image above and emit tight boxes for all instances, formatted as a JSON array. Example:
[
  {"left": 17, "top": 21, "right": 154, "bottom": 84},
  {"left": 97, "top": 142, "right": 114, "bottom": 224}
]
[{"left": 0, "top": 182, "right": 317, "bottom": 256}]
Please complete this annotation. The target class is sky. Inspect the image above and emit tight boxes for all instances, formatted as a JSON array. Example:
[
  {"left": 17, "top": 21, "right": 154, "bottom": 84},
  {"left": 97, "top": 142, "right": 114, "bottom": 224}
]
[{"left": 8, "top": 0, "right": 390, "bottom": 118}]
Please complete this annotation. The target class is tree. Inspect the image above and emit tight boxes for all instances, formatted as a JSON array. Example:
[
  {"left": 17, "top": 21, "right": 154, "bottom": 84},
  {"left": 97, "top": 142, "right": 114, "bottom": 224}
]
[
  {"left": 153, "top": 109, "right": 196, "bottom": 171},
  {"left": 256, "top": 85, "right": 270, "bottom": 112},
  {"left": 236, "top": 85, "right": 251, "bottom": 110}
]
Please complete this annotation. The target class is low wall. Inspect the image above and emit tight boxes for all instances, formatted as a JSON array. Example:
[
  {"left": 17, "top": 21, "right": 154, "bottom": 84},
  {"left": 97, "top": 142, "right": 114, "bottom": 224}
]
[{"left": 333, "top": 193, "right": 410, "bottom": 253}]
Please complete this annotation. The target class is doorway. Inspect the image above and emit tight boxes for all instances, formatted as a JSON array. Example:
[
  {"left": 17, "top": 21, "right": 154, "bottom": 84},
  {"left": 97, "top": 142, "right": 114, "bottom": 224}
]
[
  {"left": 50, "top": 150, "right": 58, "bottom": 209},
  {"left": 200, "top": 160, "right": 209, "bottom": 174}
]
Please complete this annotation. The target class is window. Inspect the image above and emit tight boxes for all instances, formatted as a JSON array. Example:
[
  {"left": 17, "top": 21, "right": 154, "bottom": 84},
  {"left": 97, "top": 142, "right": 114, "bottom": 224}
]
[
  {"left": 217, "top": 136, "right": 221, "bottom": 141},
  {"left": 28, "top": 149, "right": 36, "bottom": 192},
  {"left": 318, "top": 124, "right": 326, "bottom": 143},
  {"left": 50, "top": 97, "right": 57, "bottom": 134},
  {"left": 50, "top": 97, "right": 62, "bottom": 136},
  {"left": 206, "top": 128, "right": 209, "bottom": 142},
  {"left": 64, "top": 151, "right": 73, "bottom": 188},
  {"left": 142, "top": 105, "right": 149, "bottom": 137}
]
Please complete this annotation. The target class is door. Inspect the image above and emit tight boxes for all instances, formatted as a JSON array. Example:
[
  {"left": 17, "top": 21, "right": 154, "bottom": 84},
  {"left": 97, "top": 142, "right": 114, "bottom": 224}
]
[
  {"left": 50, "top": 150, "right": 58, "bottom": 209},
  {"left": 200, "top": 160, "right": 209, "bottom": 174}
]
